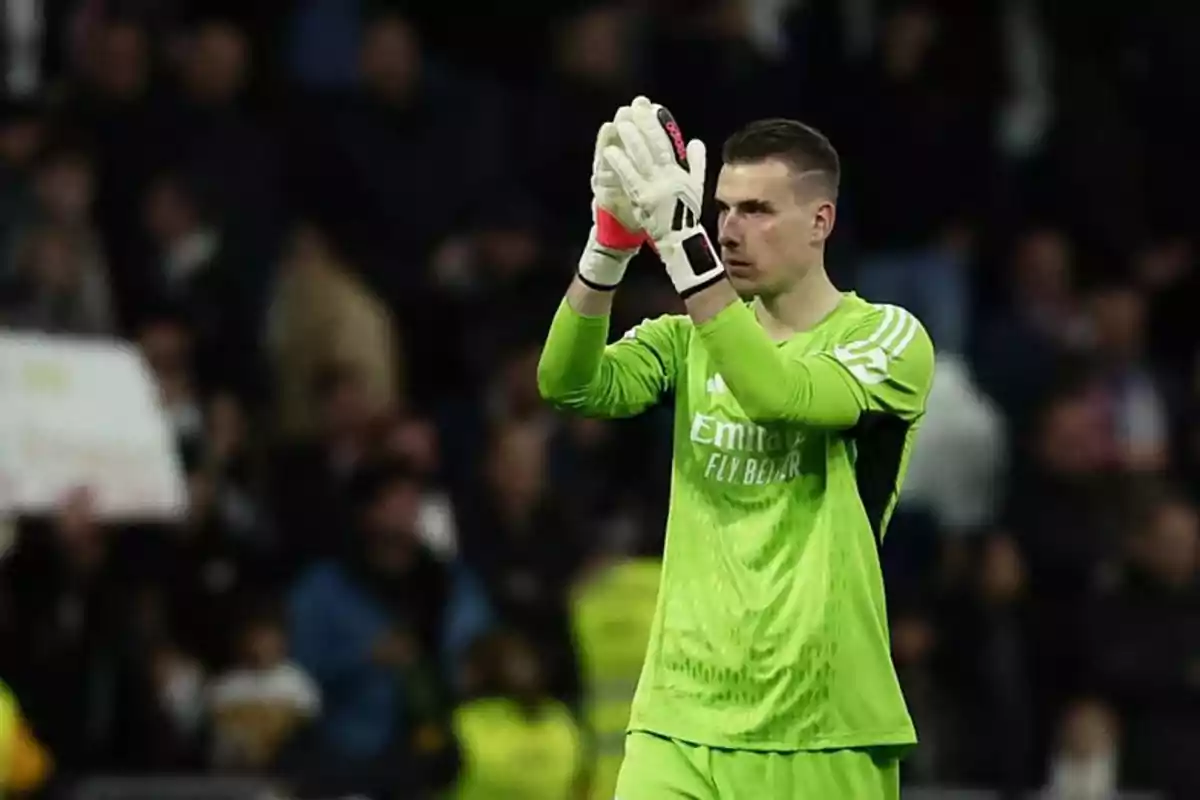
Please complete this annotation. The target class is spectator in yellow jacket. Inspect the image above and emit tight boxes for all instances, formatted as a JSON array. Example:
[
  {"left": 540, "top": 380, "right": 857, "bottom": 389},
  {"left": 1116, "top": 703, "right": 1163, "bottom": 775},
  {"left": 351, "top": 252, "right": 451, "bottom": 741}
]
[{"left": 0, "top": 682, "right": 51, "bottom": 795}]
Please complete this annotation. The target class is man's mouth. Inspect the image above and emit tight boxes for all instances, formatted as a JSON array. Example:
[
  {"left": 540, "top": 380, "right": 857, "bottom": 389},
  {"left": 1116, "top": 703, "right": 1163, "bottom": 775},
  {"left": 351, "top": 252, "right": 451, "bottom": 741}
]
[{"left": 724, "top": 256, "right": 753, "bottom": 271}]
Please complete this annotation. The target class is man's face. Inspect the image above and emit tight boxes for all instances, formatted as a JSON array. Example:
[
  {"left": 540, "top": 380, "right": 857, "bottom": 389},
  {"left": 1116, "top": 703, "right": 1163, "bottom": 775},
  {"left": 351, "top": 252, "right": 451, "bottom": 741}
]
[
  {"left": 26, "top": 229, "right": 79, "bottom": 290},
  {"left": 185, "top": 23, "right": 249, "bottom": 105},
  {"left": 487, "top": 424, "right": 546, "bottom": 503},
  {"left": 0, "top": 118, "right": 42, "bottom": 168},
  {"left": 1013, "top": 229, "right": 1071, "bottom": 305},
  {"left": 1088, "top": 288, "right": 1145, "bottom": 363},
  {"left": 321, "top": 376, "right": 371, "bottom": 438},
  {"left": 714, "top": 159, "right": 834, "bottom": 298},
  {"left": 366, "top": 481, "right": 421, "bottom": 572},
  {"left": 1036, "top": 393, "right": 1110, "bottom": 476},
  {"left": 360, "top": 17, "right": 421, "bottom": 103},
  {"left": 242, "top": 624, "right": 286, "bottom": 669},
  {"left": 91, "top": 23, "right": 148, "bottom": 100},
  {"left": 143, "top": 181, "right": 197, "bottom": 245},
  {"left": 1137, "top": 502, "right": 1199, "bottom": 588},
  {"left": 35, "top": 156, "right": 94, "bottom": 223},
  {"left": 138, "top": 320, "right": 191, "bottom": 377}
]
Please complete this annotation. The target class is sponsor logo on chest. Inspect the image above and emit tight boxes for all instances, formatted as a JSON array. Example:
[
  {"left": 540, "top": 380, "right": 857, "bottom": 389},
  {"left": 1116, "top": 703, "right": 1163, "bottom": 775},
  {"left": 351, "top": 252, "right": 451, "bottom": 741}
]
[{"left": 688, "top": 387, "right": 811, "bottom": 487}]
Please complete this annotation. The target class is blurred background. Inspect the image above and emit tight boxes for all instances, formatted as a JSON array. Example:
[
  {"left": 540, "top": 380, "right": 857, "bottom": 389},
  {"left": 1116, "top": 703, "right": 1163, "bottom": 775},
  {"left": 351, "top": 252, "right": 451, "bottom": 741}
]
[{"left": 0, "top": 0, "right": 1198, "bottom": 798}]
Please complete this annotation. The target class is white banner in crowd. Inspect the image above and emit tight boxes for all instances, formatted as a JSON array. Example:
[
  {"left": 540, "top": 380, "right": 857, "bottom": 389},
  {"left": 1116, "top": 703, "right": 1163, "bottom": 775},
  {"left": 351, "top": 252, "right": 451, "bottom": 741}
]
[{"left": 0, "top": 332, "right": 186, "bottom": 521}]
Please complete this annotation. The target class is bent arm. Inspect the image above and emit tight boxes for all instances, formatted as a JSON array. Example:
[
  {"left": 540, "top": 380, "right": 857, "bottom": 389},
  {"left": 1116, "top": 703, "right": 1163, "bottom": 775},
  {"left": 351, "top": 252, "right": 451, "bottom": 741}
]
[{"left": 695, "top": 300, "right": 932, "bottom": 427}]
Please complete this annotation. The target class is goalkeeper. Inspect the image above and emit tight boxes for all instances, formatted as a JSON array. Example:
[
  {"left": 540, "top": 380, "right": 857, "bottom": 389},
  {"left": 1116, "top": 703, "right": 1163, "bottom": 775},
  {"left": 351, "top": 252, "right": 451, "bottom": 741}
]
[{"left": 537, "top": 97, "right": 934, "bottom": 799}]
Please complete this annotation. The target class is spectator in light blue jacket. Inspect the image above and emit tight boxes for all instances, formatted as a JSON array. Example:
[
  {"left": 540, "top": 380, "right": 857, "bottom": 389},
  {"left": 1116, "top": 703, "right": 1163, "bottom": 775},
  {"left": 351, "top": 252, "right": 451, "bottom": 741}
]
[{"left": 288, "top": 458, "right": 491, "bottom": 790}]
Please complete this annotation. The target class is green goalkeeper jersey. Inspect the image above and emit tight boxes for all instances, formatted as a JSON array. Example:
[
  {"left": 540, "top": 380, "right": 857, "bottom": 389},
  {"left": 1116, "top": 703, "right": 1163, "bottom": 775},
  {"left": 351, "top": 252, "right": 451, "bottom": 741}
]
[{"left": 537, "top": 293, "right": 934, "bottom": 752}]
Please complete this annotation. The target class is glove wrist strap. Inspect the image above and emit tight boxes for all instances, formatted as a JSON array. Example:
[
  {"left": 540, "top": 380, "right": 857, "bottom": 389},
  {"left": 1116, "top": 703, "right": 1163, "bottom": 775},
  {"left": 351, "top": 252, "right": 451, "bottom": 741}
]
[
  {"left": 657, "top": 227, "right": 727, "bottom": 298},
  {"left": 578, "top": 228, "right": 638, "bottom": 291}
]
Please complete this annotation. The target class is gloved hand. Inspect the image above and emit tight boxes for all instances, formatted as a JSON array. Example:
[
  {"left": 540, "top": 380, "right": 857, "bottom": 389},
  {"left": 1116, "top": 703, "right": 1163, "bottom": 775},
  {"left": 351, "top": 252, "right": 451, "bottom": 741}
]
[
  {"left": 602, "top": 97, "right": 726, "bottom": 298},
  {"left": 576, "top": 110, "right": 648, "bottom": 291}
]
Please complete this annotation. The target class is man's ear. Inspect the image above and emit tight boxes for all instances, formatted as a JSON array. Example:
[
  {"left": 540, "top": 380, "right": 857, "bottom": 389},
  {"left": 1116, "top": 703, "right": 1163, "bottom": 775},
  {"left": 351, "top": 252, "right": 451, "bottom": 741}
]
[{"left": 811, "top": 201, "right": 836, "bottom": 244}]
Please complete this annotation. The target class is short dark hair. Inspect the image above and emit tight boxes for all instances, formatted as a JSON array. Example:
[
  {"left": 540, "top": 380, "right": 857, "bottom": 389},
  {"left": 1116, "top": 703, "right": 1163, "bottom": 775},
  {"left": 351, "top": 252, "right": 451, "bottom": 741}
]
[{"left": 722, "top": 119, "right": 841, "bottom": 199}]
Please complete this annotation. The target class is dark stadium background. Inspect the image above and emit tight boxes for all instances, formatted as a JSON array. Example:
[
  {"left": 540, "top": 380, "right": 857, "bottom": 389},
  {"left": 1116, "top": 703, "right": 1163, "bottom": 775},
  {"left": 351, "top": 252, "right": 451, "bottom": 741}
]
[{"left": 1, "top": 0, "right": 1198, "bottom": 798}]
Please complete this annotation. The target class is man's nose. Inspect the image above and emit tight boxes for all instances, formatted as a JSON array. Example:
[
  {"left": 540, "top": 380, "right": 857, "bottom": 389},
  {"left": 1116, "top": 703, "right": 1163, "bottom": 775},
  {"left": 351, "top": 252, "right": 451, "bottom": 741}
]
[{"left": 718, "top": 218, "right": 740, "bottom": 249}]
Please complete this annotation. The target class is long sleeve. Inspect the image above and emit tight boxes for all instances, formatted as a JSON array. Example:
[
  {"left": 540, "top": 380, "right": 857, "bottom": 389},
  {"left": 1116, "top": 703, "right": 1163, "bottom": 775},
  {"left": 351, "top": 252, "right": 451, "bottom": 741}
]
[
  {"left": 537, "top": 300, "right": 684, "bottom": 418},
  {"left": 696, "top": 301, "right": 935, "bottom": 427}
]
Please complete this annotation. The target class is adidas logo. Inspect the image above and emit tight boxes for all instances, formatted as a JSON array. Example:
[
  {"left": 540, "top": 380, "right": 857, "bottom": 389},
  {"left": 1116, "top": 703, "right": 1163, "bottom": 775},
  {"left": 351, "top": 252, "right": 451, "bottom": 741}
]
[
  {"left": 832, "top": 304, "right": 921, "bottom": 385},
  {"left": 706, "top": 374, "right": 727, "bottom": 394},
  {"left": 832, "top": 344, "right": 890, "bottom": 384}
]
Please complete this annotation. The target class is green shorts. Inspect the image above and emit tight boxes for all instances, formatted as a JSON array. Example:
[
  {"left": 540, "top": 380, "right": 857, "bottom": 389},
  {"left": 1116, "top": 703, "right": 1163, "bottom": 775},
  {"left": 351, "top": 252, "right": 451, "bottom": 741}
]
[{"left": 613, "top": 731, "right": 902, "bottom": 799}]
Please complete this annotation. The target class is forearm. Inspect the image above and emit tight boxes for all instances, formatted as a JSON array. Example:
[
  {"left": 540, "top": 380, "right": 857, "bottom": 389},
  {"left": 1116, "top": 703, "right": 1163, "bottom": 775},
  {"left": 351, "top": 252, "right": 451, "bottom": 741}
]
[
  {"left": 682, "top": 275, "right": 740, "bottom": 324},
  {"left": 694, "top": 298, "right": 862, "bottom": 427},
  {"left": 537, "top": 292, "right": 670, "bottom": 418},
  {"left": 536, "top": 295, "right": 612, "bottom": 411},
  {"left": 653, "top": 242, "right": 853, "bottom": 425},
  {"left": 565, "top": 274, "right": 616, "bottom": 317},
  {"left": 541, "top": 239, "right": 627, "bottom": 400}
]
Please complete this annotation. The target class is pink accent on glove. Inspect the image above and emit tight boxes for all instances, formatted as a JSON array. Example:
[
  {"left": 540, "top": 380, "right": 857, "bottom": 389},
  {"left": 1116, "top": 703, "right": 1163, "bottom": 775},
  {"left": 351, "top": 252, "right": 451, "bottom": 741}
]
[{"left": 596, "top": 208, "right": 647, "bottom": 250}]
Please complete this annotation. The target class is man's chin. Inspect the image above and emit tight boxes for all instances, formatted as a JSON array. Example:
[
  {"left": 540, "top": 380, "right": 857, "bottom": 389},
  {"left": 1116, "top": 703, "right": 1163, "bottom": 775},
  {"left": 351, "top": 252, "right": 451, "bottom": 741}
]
[{"left": 726, "top": 272, "right": 759, "bottom": 298}]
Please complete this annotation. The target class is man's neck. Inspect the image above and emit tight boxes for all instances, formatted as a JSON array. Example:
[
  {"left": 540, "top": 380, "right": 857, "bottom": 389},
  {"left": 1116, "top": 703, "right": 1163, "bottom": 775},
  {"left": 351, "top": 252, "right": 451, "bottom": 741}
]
[{"left": 753, "top": 264, "right": 843, "bottom": 341}]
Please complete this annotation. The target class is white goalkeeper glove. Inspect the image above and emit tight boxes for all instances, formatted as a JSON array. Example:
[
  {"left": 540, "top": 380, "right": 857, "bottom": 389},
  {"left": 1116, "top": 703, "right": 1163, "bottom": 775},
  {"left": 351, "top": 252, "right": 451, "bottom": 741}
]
[
  {"left": 602, "top": 98, "right": 726, "bottom": 298},
  {"left": 577, "top": 113, "right": 648, "bottom": 291}
]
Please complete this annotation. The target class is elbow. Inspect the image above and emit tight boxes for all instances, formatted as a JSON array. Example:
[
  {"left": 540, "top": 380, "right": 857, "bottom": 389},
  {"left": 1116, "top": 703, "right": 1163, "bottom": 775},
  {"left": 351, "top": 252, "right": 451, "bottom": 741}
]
[
  {"left": 535, "top": 352, "right": 566, "bottom": 403},
  {"left": 536, "top": 362, "right": 589, "bottom": 411},
  {"left": 535, "top": 360, "right": 562, "bottom": 404},
  {"left": 541, "top": 390, "right": 593, "bottom": 413}
]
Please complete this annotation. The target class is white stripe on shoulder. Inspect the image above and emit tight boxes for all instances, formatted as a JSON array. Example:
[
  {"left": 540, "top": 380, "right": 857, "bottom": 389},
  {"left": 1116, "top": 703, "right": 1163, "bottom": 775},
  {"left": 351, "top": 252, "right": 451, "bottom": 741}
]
[
  {"left": 841, "top": 305, "right": 892, "bottom": 352},
  {"left": 879, "top": 306, "right": 917, "bottom": 355},
  {"left": 891, "top": 310, "right": 921, "bottom": 356},
  {"left": 843, "top": 304, "right": 914, "bottom": 354},
  {"left": 863, "top": 304, "right": 896, "bottom": 348}
]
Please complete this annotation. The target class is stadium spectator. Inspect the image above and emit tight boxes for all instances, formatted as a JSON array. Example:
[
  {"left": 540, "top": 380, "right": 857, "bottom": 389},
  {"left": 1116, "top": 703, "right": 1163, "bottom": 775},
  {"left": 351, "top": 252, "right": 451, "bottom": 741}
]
[
  {"left": 452, "top": 632, "right": 585, "bottom": 800},
  {"left": 266, "top": 223, "right": 402, "bottom": 440},
  {"left": 459, "top": 420, "right": 589, "bottom": 709},
  {"left": 1085, "top": 484, "right": 1200, "bottom": 798},
  {"left": 287, "top": 458, "right": 490, "bottom": 797},
  {"left": 208, "top": 606, "right": 320, "bottom": 771}
]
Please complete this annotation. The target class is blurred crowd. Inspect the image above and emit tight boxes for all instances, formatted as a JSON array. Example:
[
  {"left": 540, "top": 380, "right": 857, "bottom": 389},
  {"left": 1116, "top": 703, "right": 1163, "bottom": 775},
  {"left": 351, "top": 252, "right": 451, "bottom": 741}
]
[{"left": 1, "top": 0, "right": 1200, "bottom": 798}]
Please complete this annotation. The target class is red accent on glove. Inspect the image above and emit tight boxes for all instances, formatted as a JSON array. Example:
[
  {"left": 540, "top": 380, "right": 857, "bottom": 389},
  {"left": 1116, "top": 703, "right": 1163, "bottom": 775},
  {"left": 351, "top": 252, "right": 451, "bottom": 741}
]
[
  {"left": 596, "top": 208, "right": 647, "bottom": 250},
  {"left": 657, "top": 107, "right": 689, "bottom": 170}
]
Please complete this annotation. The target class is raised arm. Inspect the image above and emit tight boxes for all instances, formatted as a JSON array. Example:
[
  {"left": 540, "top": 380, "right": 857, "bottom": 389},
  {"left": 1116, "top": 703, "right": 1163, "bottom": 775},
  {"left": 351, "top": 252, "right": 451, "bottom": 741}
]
[
  {"left": 596, "top": 98, "right": 934, "bottom": 426},
  {"left": 538, "top": 100, "right": 685, "bottom": 419}
]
